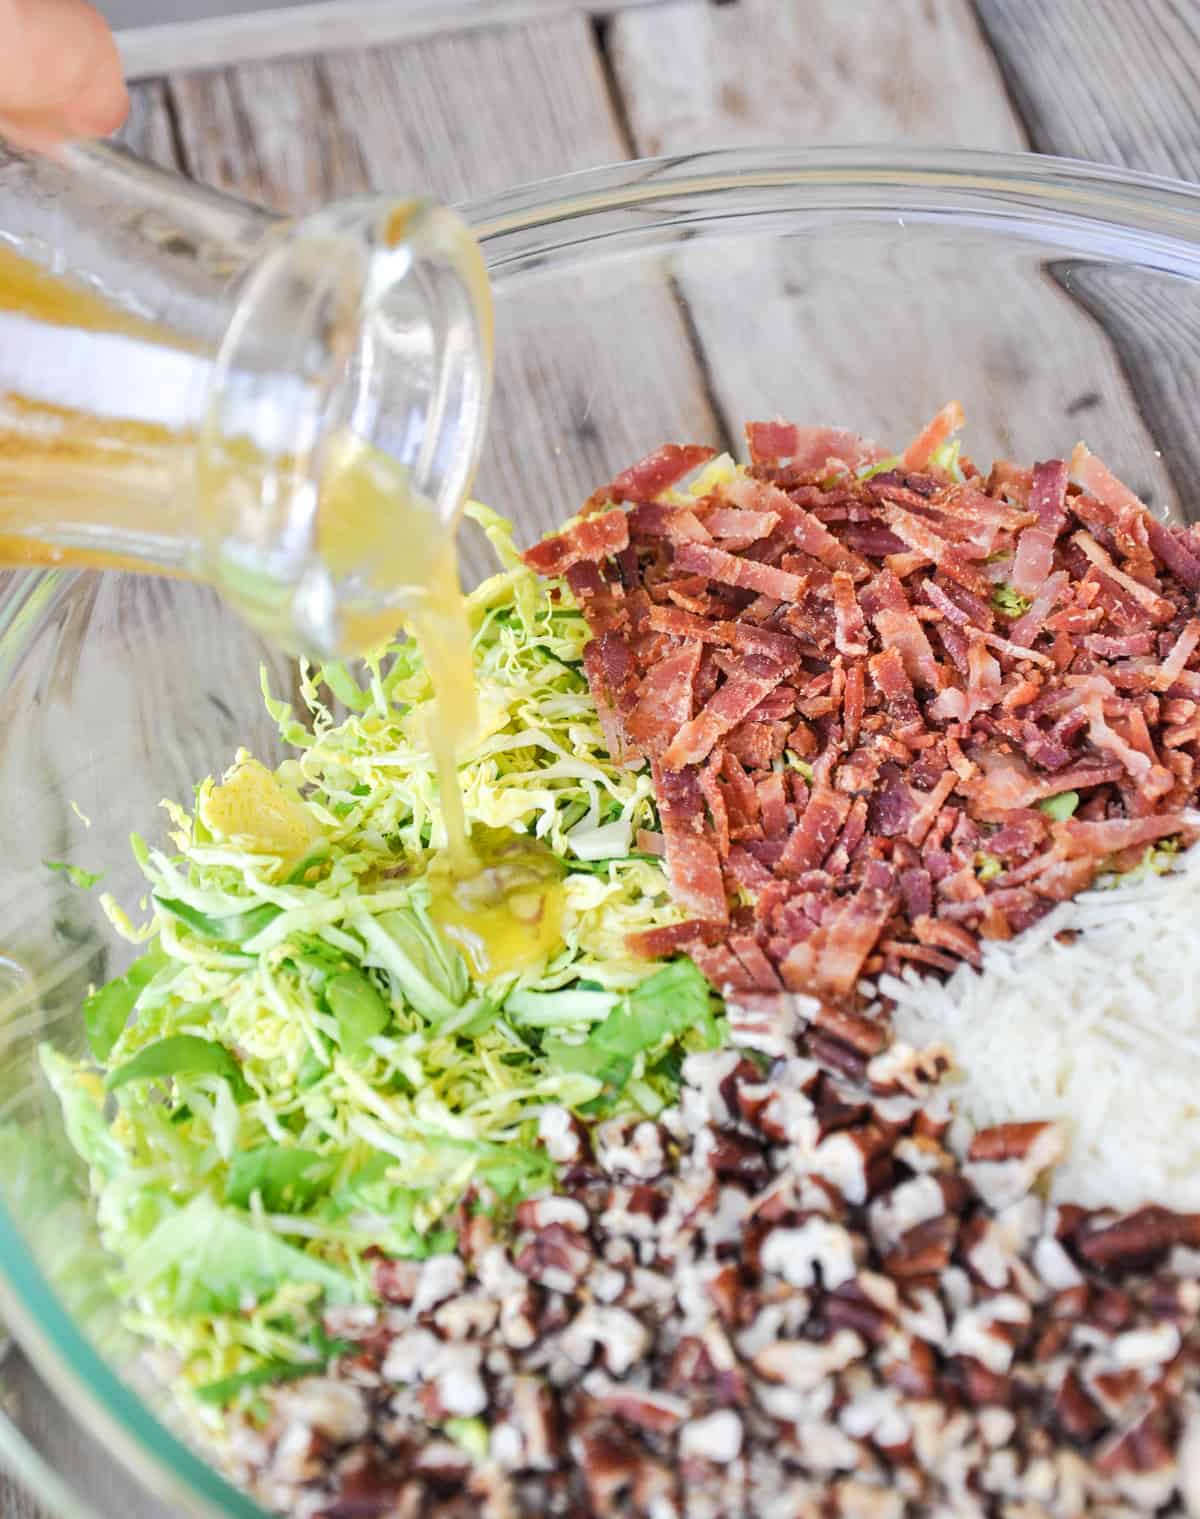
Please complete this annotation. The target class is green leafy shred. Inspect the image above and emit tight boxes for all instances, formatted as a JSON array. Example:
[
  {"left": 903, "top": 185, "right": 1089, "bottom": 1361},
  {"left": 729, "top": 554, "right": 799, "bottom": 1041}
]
[
  {"left": 1100, "top": 837, "right": 1181, "bottom": 888},
  {"left": 991, "top": 584, "right": 1032, "bottom": 618},
  {"left": 106, "top": 1033, "right": 249, "bottom": 1097},
  {"left": 928, "top": 439, "right": 965, "bottom": 481},
  {"left": 82, "top": 943, "right": 169, "bottom": 1061},
  {"left": 43, "top": 513, "right": 712, "bottom": 1416},
  {"left": 784, "top": 751, "right": 815, "bottom": 783},
  {"left": 544, "top": 959, "right": 723, "bottom": 1115},
  {"left": 44, "top": 859, "right": 104, "bottom": 889},
  {"left": 856, "top": 454, "right": 901, "bottom": 482},
  {"left": 444, "top": 1417, "right": 490, "bottom": 1462},
  {"left": 194, "top": 1326, "right": 352, "bottom": 1406},
  {"left": 225, "top": 1147, "right": 337, "bottom": 1212},
  {"left": 1037, "top": 791, "right": 1080, "bottom": 822},
  {"left": 975, "top": 852, "right": 1003, "bottom": 883}
]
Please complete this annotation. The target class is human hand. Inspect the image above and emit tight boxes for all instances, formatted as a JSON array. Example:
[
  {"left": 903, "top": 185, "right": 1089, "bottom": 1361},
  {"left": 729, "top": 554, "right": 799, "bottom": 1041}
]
[{"left": 0, "top": 0, "right": 128, "bottom": 153}]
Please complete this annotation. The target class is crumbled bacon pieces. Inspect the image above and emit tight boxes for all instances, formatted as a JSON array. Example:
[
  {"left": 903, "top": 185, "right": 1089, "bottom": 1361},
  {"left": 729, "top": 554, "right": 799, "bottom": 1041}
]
[{"left": 525, "top": 413, "right": 1200, "bottom": 1008}]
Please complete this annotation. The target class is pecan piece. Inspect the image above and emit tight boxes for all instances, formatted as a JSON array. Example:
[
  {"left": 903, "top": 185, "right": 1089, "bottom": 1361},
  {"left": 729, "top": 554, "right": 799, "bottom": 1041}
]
[
  {"left": 705, "top": 1130, "right": 771, "bottom": 1188},
  {"left": 515, "top": 1223, "right": 593, "bottom": 1293},
  {"left": 807, "top": 1030, "right": 869, "bottom": 1084},
  {"left": 1078, "top": 1206, "right": 1200, "bottom": 1274},
  {"left": 371, "top": 1256, "right": 423, "bottom": 1304},
  {"left": 593, "top": 1385, "right": 689, "bottom": 1435},
  {"left": 515, "top": 1196, "right": 590, "bottom": 1233},
  {"left": 824, "top": 1284, "right": 893, "bottom": 1345},
  {"left": 968, "top": 1120, "right": 1059, "bottom": 1163},
  {"left": 883, "top": 1214, "right": 958, "bottom": 1280},
  {"left": 574, "top": 1427, "right": 642, "bottom": 1511},
  {"left": 811, "top": 1001, "right": 888, "bottom": 1056},
  {"left": 508, "top": 1376, "right": 558, "bottom": 1470},
  {"left": 1054, "top": 1369, "right": 1106, "bottom": 1442},
  {"left": 879, "top": 1336, "right": 937, "bottom": 1398},
  {"left": 959, "top": 1356, "right": 1013, "bottom": 1407}
]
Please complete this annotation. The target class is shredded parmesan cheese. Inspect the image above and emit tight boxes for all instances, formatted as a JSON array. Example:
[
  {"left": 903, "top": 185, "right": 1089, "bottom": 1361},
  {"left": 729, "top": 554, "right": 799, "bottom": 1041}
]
[{"left": 886, "top": 831, "right": 1200, "bottom": 1212}]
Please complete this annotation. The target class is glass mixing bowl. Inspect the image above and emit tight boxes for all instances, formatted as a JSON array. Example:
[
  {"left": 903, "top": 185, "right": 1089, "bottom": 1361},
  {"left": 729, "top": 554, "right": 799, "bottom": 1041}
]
[{"left": 2, "top": 145, "right": 1200, "bottom": 1517}]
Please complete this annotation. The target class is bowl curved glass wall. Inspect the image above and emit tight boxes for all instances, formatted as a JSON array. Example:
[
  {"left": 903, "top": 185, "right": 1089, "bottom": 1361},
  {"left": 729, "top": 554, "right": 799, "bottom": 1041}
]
[{"left": 2, "top": 146, "right": 1200, "bottom": 1516}]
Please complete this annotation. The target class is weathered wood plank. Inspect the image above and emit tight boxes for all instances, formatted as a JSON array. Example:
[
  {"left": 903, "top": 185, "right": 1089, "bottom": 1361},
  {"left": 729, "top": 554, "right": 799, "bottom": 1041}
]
[
  {"left": 165, "top": 16, "right": 720, "bottom": 567},
  {"left": 973, "top": 0, "right": 1200, "bottom": 180},
  {"left": 972, "top": 0, "right": 1200, "bottom": 514},
  {"left": 114, "top": 77, "right": 180, "bottom": 166},
  {"left": 611, "top": 0, "right": 1022, "bottom": 157},
  {"left": 115, "top": 0, "right": 672, "bottom": 81},
  {"left": 607, "top": 0, "right": 1177, "bottom": 512}
]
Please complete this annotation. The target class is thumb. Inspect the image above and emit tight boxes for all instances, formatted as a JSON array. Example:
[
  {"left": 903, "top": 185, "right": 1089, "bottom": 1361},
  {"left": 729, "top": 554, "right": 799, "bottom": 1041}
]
[{"left": 0, "top": 0, "right": 129, "bottom": 151}]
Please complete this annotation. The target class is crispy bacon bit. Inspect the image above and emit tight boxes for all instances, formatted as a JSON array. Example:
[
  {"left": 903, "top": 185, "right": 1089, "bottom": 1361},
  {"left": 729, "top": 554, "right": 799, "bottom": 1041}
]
[
  {"left": 607, "top": 444, "right": 716, "bottom": 503},
  {"left": 1146, "top": 516, "right": 1200, "bottom": 589},
  {"left": 832, "top": 571, "right": 869, "bottom": 657},
  {"left": 780, "top": 882, "right": 897, "bottom": 997},
  {"left": 1154, "top": 621, "right": 1200, "bottom": 692},
  {"left": 1073, "top": 531, "right": 1175, "bottom": 624},
  {"left": 869, "top": 647, "right": 922, "bottom": 732},
  {"left": 654, "top": 763, "right": 728, "bottom": 925},
  {"left": 522, "top": 509, "right": 629, "bottom": 576},
  {"left": 674, "top": 540, "right": 805, "bottom": 602},
  {"left": 582, "top": 633, "right": 639, "bottom": 765},
  {"left": 663, "top": 657, "right": 792, "bottom": 770},
  {"left": 901, "top": 400, "right": 964, "bottom": 470},
  {"left": 1011, "top": 459, "right": 1068, "bottom": 597},
  {"left": 626, "top": 642, "right": 701, "bottom": 757},
  {"left": 907, "top": 771, "right": 959, "bottom": 847},
  {"left": 863, "top": 571, "right": 943, "bottom": 690},
  {"left": 745, "top": 420, "right": 886, "bottom": 474},
  {"left": 628, "top": 919, "right": 726, "bottom": 958},
  {"left": 1062, "top": 812, "right": 1194, "bottom": 855},
  {"left": 779, "top": 786, "right": 851, "bottom": 877},
  {"left": 883, "top": 504, "right": 991, "bottom": 598},
  {"left": 701, "top": 506, "right": 778, "bottom": 542},
  {"left": 628, "top": 501, "right": 711, "bottom": 544},
  {"left": 525, "top": 413, "right": 1200, "bottom": 1012}
]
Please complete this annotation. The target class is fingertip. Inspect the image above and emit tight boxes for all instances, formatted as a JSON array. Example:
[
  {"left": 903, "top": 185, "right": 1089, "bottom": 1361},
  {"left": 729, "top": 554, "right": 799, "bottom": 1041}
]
[
  {"left": 65, "top": 2, "right": 129, "bottom": 139},
  {"left": 76, "top": 74, "right": 130, "bottom": 139}
]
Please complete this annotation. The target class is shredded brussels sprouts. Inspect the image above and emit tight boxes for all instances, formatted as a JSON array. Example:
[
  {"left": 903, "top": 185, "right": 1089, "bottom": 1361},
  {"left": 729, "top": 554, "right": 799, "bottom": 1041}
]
[{"left": 43, "top": 507, "right": 722, "bottom": 1422}]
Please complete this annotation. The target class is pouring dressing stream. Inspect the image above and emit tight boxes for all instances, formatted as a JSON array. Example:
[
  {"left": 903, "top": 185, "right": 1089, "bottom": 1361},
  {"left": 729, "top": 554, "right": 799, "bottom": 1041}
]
[{"left": 0, "top": 140, "right": 559, "bottom": 972}]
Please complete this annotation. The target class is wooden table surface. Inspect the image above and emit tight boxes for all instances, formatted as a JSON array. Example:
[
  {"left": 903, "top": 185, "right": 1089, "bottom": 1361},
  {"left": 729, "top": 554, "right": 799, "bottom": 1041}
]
[{"left": 4, "top": 0, "right": 1199, "bottom": 1513}]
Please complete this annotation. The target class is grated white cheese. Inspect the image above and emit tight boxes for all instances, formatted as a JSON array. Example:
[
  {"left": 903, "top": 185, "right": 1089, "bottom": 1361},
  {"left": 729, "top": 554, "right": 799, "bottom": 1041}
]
[{"left": 886, "top": 835, "right": 1200, "bottom": 1212}]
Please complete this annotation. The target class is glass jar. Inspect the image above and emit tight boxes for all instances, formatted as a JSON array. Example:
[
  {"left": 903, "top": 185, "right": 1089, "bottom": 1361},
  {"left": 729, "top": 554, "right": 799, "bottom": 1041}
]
[{"left": 0, "top": 141, "right": 493, "bottom": 655}]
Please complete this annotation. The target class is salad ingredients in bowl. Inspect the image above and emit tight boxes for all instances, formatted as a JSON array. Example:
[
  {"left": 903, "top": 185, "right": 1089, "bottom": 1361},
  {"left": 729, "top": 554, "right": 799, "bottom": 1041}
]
[{"left": 43, "top": 411, "right": 1200, "bottom": 1517}]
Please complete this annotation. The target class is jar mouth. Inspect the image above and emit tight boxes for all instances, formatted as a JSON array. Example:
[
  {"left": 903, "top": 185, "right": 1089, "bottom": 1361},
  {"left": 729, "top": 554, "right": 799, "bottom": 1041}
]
[
  {"left": 3, "top": 139, "right": 1200, "bottom": 1519},
  {"left": 199, "top": 196, "right": 493, "bottom": 658}
]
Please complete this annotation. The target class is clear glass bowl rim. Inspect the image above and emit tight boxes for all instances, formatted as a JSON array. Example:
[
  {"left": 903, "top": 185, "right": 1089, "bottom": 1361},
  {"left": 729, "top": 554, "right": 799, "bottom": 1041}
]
[{"left": 3, "top": 141, "right": 1200, "bottom": 1519}]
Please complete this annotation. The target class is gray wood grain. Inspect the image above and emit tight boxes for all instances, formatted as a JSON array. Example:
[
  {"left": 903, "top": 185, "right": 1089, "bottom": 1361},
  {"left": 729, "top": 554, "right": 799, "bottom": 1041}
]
[
  {"left": 972, "top": 0, "right": 1200, "bottom": 515},
  {"left": 973, "top": 0, "right": 1200, "bottom": 180},
  {"left": 606, "top": 0, "right": 1175, "bottom": 510}
]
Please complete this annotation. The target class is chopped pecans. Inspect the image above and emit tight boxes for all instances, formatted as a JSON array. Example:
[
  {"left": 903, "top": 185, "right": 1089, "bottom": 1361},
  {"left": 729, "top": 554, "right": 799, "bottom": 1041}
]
[{"left": 234, "top": 1021, "right": 1200, "bottom": 1518}]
